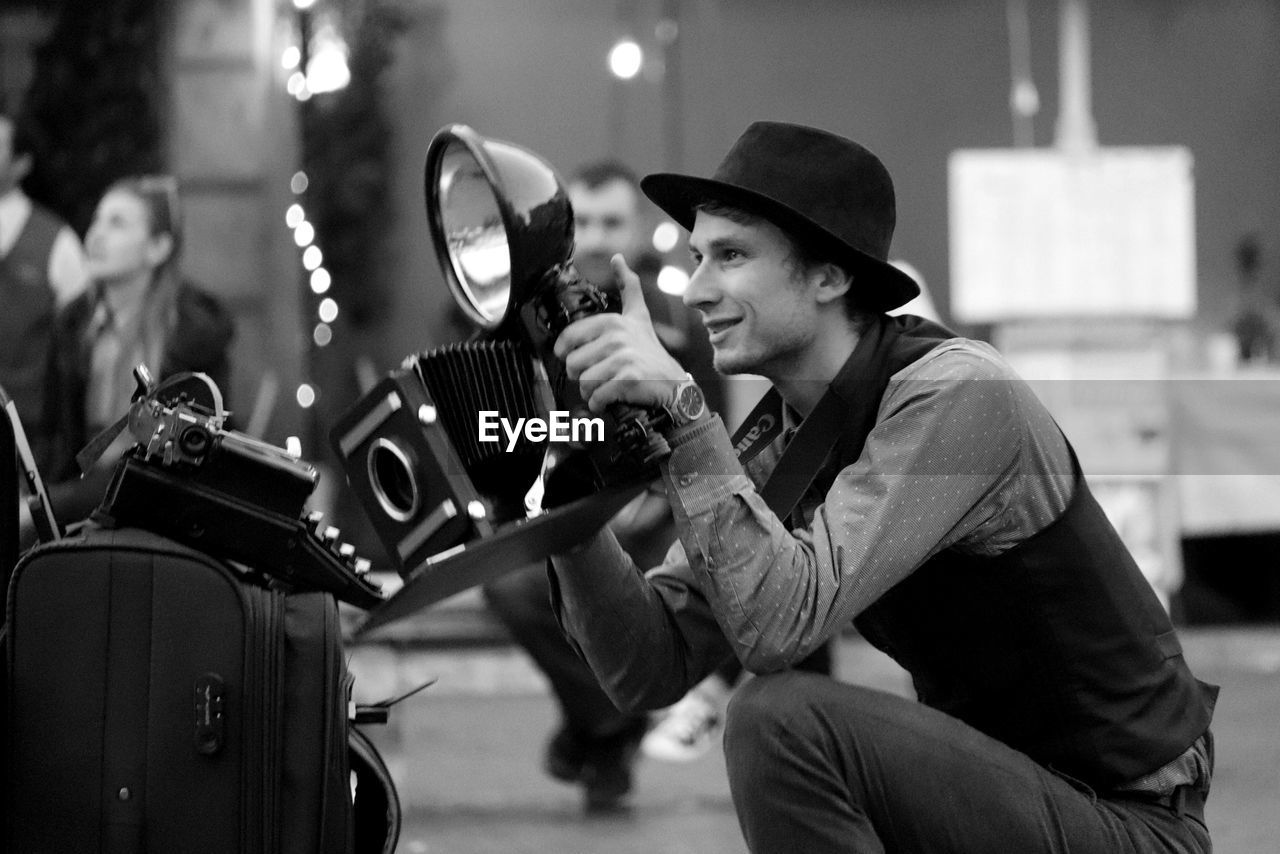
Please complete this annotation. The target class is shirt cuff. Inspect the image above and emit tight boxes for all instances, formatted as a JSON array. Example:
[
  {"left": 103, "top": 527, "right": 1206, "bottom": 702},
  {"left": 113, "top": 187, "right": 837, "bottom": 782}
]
[{"left": 662, "top": 413, "right": 753, "bottom": 518}]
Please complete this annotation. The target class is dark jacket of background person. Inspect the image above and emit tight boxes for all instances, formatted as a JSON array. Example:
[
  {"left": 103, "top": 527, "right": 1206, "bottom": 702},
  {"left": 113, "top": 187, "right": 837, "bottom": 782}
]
[{"left": 41, "top": 279, "right": 234, "bottom": 523}]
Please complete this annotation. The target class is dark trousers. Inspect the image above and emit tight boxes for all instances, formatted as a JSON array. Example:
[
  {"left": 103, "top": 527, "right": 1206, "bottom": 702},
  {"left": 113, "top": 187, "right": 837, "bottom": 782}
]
[
  {"left": 724, "top": 672, "right": 1212, "bottom": 854},
  {"left": 483, "top": 563, "right": 643, "bottom": 739}
]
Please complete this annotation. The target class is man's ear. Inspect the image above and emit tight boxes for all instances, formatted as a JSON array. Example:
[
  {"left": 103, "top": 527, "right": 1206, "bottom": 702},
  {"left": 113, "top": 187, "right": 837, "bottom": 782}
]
[{"left": 811, "top": 263, "right": 853, "bottom": 306}]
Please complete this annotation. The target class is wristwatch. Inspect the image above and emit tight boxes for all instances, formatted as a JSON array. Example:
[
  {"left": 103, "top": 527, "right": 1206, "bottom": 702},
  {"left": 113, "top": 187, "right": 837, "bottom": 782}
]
[{"left": 664, "top": 372, "right": 707, "bottom": 430}]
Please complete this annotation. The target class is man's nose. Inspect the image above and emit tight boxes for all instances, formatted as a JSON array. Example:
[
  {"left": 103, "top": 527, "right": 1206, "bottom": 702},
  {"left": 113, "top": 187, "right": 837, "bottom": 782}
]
[
  {"left": 576, "top": 223, "right": 606, "bottom": 253},
  {"left": 683, "top": 265, "right": 717, "bottom": 311}
]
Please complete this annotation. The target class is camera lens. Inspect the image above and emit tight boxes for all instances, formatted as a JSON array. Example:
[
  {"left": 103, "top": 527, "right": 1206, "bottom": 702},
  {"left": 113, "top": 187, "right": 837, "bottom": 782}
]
[
  {"left": 368, "top": 438, "right": 420, "bottom": 522},
  {"left": 179, "top": 425, "right": 212, "bottom": 457}
]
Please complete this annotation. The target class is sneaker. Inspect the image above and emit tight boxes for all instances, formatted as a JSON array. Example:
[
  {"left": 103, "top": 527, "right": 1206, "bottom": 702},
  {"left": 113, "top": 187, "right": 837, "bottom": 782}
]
[{"left": 641, "top": 690, "right": 723, "bottom": 762}]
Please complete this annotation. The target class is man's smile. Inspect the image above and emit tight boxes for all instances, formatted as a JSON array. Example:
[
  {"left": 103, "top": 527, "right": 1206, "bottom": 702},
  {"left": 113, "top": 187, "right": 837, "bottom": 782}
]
[{"left": 703, "top": 317, "right": 741, "bottom": 343}]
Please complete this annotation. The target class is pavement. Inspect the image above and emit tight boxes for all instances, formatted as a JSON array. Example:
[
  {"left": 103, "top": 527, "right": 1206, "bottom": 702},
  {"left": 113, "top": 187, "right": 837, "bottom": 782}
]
[{"left": 347, "top": 627, "right": 1280, "bottom": 854}]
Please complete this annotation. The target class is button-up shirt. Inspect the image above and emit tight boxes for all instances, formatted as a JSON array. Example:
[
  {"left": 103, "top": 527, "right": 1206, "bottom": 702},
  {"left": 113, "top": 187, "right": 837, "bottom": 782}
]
[{"left": 551, "top": 336, "right": 1206, "bottom": 793}]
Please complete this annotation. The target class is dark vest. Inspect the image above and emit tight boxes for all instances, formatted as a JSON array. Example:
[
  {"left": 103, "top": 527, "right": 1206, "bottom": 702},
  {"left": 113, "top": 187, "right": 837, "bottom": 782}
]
[
  {"left": 0, "top": 203, "right": 61, "bottom": 469},
  {"left": 774, "top": 314, "right": 1217, "bottom": 789}
]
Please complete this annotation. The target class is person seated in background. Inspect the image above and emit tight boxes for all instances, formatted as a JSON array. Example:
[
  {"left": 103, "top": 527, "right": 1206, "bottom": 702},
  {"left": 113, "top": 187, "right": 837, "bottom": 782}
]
[
  {"left": 0, "top": 106, "right": 89, "bottom": 472},
  {"left": 28, "top": 174, "right": 234, "bottom": 537},
  {"left": 482, "top": 158, "right": 721, "bottom": 812},
  {"left": 1227, "top": 233, "right": 1280, "bottom": 365}
]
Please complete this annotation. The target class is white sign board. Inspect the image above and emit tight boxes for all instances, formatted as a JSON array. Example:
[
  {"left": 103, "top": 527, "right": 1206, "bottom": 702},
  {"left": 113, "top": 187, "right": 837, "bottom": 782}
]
[{"left": 949, "top": 147, "right": 1195, "bottom": 322}]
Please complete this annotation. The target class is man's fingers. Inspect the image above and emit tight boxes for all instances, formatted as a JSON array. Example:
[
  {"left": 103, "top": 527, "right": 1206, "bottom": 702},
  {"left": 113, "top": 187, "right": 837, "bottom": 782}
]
[{"left": 613, "top": 254, "right": 650, "bottom": 320}]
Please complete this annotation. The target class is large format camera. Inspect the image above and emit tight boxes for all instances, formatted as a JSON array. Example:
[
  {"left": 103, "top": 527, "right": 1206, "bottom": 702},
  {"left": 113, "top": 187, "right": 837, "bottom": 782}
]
[{"left": 335, "top": 126, "right": 669, "bottom": 632}]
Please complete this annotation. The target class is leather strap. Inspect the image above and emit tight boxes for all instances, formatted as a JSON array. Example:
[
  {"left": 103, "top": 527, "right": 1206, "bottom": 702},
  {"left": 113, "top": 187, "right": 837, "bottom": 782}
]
[{"left": 729, "top": 314, "right": 955, "bottom": 522}]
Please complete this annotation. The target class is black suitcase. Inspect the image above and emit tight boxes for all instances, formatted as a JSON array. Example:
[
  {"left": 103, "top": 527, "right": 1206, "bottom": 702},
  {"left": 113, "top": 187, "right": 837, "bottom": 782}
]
[
  {"left": 5, "top": 526, "right": 354, "bottom": 854},
  {"left": 2, "top": 379, "right": 399, "bottom": 853}
]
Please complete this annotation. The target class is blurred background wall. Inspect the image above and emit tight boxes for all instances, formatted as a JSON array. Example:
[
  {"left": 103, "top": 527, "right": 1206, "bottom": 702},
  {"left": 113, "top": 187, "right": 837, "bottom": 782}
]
[
  {"left": 2, "top": 0, "right": 1278, "bottom": 614},
  {"left": 379, "top": 0, "right": 1280, "bottom": 368},
  {"left": 3, "top": 0, "right": 1276, "bottom": 443}
]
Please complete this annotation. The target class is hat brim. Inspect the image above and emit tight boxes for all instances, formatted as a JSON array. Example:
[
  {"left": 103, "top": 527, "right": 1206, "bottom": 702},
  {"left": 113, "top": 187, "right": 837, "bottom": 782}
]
[{"left": 641, "top": 173, "right": 920, "bottom": 313}]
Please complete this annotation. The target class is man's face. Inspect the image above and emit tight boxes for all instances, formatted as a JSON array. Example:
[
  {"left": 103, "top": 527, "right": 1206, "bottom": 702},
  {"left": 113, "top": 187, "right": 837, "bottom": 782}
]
[
  {"left": 683, "top": 209, "right": 817, "bottom": 379},
  {"left": 569, "top": 178, "right": 641, "bottom": 284},
  {"left": 0, "top": 117, "right": 31, "bottom": 196}
]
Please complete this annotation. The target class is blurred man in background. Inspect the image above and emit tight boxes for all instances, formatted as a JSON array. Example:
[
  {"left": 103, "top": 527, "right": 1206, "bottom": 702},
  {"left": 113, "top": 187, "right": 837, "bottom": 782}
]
[
  {"left": 482, "top": 158, "right": 719, "bottom": 811},
  {"left": 0, "top": 107, "right": 89, "bottom": 471}
]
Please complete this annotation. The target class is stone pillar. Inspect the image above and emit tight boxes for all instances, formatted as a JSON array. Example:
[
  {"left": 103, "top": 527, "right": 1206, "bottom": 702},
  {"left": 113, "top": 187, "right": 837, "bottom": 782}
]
[{"left": 169, "top": 0, "right": 307, "bottom": 444}]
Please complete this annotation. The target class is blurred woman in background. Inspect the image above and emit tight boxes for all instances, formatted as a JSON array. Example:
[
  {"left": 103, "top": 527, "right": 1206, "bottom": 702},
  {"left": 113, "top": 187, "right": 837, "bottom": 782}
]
[{"left": 36, "top": 174, "right": 234, "bottom": 530}]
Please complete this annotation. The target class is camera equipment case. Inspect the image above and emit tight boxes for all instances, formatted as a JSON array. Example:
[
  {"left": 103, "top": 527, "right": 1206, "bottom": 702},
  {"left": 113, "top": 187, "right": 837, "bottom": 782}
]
[{"left": 2, "top": 386, "right": 397, "bottom": 853}]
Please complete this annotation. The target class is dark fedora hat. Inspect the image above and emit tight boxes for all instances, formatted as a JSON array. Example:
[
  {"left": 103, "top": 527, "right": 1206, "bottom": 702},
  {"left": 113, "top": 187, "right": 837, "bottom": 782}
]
[{"left": 641, "top": 121, "right": 919, "bottom": 312}]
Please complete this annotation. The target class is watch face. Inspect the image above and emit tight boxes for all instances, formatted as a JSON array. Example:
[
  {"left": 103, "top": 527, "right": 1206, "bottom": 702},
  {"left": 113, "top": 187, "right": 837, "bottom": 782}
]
[{"left": 676, "top": 383, "right": 705, "bottom": 422}]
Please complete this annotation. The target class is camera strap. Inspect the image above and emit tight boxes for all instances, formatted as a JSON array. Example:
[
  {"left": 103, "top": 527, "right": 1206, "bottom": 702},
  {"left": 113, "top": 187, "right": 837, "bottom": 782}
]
[{"left": 729, "top": 314, "right": 956, "bottom": 524}]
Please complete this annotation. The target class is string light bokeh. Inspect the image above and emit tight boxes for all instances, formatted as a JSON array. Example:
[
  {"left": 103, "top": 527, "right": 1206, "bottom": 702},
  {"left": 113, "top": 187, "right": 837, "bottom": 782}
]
[{"left": 281, "top": 0, "right": 351, "bottom": 452}]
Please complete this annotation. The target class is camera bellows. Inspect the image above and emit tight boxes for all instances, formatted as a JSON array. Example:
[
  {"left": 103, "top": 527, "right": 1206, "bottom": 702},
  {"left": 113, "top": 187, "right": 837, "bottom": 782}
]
[{"left": 412, "top": 340, "right": 548, "bottom": 469}]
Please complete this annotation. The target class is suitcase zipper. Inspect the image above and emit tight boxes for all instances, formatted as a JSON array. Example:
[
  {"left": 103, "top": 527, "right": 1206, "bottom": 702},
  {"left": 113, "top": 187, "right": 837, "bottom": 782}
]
[
  {"left": 317, "top": 597, "right": 352, "bottom": 851},
  {"left": 241, "top": 583, "right": 285, "bottom": 854},
  {"left": 264, "top": 587, "right": 285, "bottom": 854}
]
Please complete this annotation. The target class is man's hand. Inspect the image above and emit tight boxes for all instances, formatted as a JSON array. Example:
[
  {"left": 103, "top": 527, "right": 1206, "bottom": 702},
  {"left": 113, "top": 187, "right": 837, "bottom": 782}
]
[{"left": 553, "top": 254, "right": 687, "bottom": 414}]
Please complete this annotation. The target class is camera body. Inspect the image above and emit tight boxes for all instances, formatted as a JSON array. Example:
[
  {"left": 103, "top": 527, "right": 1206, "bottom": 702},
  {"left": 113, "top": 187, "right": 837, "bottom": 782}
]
[{"left": 96, "top": 375, "right": 384, "bottom": 608}]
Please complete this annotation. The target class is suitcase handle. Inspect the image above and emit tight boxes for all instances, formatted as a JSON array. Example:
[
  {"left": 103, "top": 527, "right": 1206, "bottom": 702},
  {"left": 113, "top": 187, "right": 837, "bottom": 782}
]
[{"left": 0, "top": 386, "right": 63, "bottom": 579}]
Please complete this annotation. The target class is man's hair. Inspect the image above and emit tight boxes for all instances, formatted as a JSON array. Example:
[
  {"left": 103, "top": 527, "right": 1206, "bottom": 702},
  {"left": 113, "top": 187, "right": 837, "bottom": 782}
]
[
  {"left": 570, "top": 158, "right": 640, "bottom": 192},
  {"left": 696, "top": 199, "right": 872, "bottom": 326}
]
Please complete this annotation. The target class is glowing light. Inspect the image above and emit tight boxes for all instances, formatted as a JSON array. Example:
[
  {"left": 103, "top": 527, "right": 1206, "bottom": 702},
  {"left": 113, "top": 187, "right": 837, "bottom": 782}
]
[
  {"left": 292, "top": 0, "right": 316, "bottom": 10},
  {"left": 296, "top": 384, "right": 316, "bottom": 408},
  {"left": 608, "top": 40, "right": 643, "bottom": 80},
  {"left": 290, "top": 171, "right": 309, "bottom": 194},
  {"left": 313, "top": 323, "right": 333, "bottom": 347},
  {"left": 281, "top": 45, "right": 301, "bottom": 71},
  {"left": 286, "top": 71, "right": 307, "bottom": 97},
  {"left": 310, "top": 268, "right": 331, "bottom": 294},
  {"left": 652, "top": 221, "right": 680, "bottom": 253},
  {"left": 1012, "top": 79, "right": 1041, "bottom": 117},
  {"left": 318, "top": 298, "right": 339, "bottom": 323},
  {"left": 657, "top": 265, "right": 690, "bottom": 296},
  {"left": 293, "top": 221, "right": 315, "bottom": 247},
  {"left": 285, "top": 436, "right": 303, "bottom": 457},
  {"left": 306, "top": 24, "right": 350, "bottom": 94},
  {"left": 302, "top": 246, "right": 323, "bottom": 270},
  {"left": 285, "top": 204, "right": 305, "bottom": 228}
]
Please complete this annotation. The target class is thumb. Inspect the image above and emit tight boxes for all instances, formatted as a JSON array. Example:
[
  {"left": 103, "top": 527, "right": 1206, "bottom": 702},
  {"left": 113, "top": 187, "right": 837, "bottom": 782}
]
[{"left": 613, "top": 254, "right": 650, "bottom": 321}]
